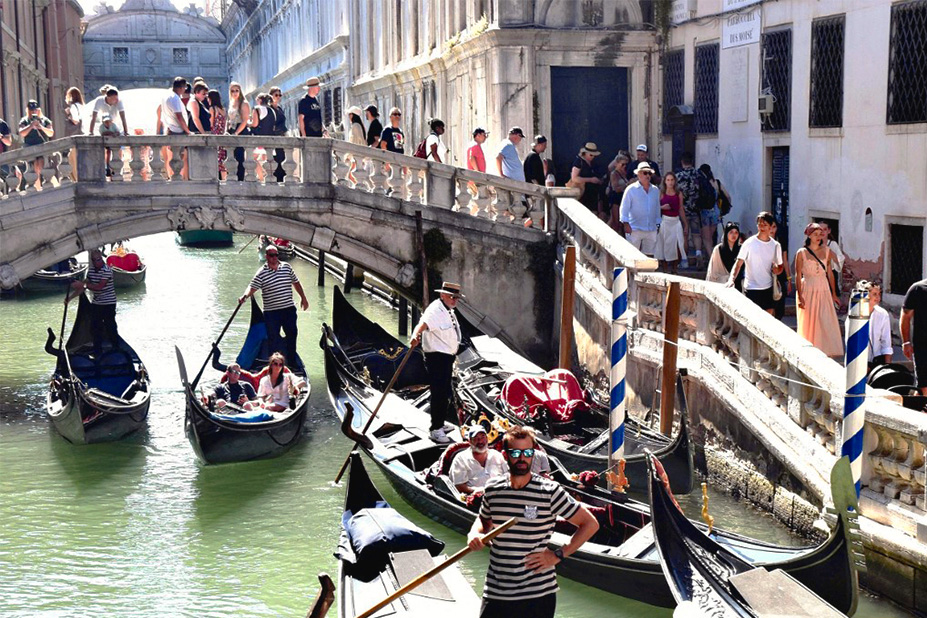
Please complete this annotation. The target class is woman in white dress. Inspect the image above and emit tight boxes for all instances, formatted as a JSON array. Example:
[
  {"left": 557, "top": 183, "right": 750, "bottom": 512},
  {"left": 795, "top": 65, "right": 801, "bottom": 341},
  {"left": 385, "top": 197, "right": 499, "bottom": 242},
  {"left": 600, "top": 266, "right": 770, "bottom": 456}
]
[{"left": 257, "top": 352, "right": 306, "bottom": 412}]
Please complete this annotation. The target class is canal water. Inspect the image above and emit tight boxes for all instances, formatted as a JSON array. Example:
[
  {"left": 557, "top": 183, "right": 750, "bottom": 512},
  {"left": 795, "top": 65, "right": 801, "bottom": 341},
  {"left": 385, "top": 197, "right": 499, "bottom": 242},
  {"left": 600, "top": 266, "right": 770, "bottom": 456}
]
[{"left": 0, "top": 233, "right": 907, "bottom": 617}]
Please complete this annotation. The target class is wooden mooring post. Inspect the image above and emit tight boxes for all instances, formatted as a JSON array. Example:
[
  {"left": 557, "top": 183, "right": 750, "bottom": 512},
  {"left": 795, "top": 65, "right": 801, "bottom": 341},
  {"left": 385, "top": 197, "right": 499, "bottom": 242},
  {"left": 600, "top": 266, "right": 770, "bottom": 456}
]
[
  {"left": 344, "top": 263, "right": 355, "bottom": 293},
  {"left": 317, "top": 251, "right": 326, "bottom": 286},
  {"left": 659, "top": 281, "right": 681, "bottom": 437},
  {"left": 558, "top": 245, "right": 576, "bottom": 369},
  {"left": 398, "top": 296, "right": 409, "bottom": 336}
]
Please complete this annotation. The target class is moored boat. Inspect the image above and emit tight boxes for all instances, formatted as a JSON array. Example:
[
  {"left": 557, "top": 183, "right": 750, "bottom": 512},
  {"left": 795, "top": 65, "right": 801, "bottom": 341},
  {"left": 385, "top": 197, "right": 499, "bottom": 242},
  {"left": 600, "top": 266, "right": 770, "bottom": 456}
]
[
  {"left": 21, "top": 260, "right": 88, "bottom": 294},
  {"left": 176, "top": 229, "right": 234, "bottom": 247},
  {"left": 322, "top": 337, "right": 861, "bottom": 611},
  {"left": 258, "top": 235, "right": 296, "bottom": 261},
  {"left": 107, "top": 246, "right": 147, "bottom": 288},
  {"left": 336, "top": 452, "right": 481, "bottom": 618},
  {"left": 176, "top": 297, "right": 310, "bottom": 464},
  {"left": 45, "top": 294, "right": 151, "bottom": 443}
]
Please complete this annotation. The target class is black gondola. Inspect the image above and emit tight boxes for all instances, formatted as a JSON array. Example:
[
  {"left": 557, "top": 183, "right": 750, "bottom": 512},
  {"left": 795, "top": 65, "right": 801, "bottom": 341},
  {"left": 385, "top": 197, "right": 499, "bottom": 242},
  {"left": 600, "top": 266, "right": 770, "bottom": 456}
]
[
  {"left": 329, "top": 285, "right": 693, "bottom": 494},
  {"left": 337, "top": 452, "right": 480, "bottom": 618},
  {"left": 22, "top": 261, "right": 88, "bottom": 294},
  {"left": 258, "top": 235, "right": 297, "bottom": 261},
  {"left": 322, "top": 337, "right": 861, "bottom": 611},
  {"left": 45, "top": 294, "right": 151, "bottom": 443},
  {"left": 175, "top": 297, "right": 310, "bottom": 464},
  {"left": 648, "top": 453, "right": 860, "bottom": 616}
]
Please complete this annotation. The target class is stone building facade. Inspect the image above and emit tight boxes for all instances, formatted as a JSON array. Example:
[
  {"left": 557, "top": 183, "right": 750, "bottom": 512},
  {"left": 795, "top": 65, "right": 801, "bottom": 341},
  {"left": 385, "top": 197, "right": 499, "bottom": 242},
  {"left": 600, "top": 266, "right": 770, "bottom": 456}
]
[
  {"left": 1, "top": 0, "right": 85, "bottom": 133},
  {"left": 83, "top": 0, "right": 227, "bottom": 100},
  {"left": 665, "top": 0, "right": 926, "bottom": 299}
]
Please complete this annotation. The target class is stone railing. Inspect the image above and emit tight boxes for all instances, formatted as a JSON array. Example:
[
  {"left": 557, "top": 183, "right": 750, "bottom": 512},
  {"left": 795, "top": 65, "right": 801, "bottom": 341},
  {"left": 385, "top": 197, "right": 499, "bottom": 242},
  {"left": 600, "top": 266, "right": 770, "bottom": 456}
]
[{"left": 0, "top": 135, "right": 552, "bottom": 230}]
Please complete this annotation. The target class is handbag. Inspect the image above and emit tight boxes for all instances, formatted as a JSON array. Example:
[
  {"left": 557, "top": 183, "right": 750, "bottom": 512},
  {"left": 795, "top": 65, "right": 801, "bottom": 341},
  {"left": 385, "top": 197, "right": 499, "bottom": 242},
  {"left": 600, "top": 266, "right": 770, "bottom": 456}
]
[{"left": 772, "top": 274, "right": 783, "bottom": 301}]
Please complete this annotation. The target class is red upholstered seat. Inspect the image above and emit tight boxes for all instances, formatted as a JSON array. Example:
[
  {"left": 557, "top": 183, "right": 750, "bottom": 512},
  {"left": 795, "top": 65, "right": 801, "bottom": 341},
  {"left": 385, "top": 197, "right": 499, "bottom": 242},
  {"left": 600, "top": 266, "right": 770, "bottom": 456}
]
[
  {"left": 501, "top": 369, "right": 588, "bottom": 422},
  {"left": 106, "top": 252, "right": 141, "bottom": 271}
]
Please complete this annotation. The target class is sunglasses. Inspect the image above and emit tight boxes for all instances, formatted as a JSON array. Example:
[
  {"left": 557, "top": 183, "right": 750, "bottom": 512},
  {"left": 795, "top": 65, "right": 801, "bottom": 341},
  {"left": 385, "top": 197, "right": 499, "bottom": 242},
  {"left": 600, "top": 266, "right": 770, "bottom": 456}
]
[
  {"left": 505, "top": 448, "right": 535, "bottom": 459},
  {"left": 273, "top": 94, "right": 282, "bottom": 98},
  {"left": 271, "top": 361, "right": 283, "bottom": 367},
  {"left": 228, "top": 369, "right": 241, "bottom": 374},
  {"left": 392, "top": 113, "right": 401, "bottom": 117},
  {"left": 640, "top": 171, "right": 652, "bottom": 176},
  {"left": 266, "top": 252, "right": 279, "bottom": 258}
]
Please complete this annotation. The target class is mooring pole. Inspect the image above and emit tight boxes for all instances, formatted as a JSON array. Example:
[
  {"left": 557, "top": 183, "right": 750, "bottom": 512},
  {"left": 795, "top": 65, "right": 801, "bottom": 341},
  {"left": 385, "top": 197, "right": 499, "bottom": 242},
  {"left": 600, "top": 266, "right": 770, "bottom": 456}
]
[
  {"left": 843, "top": 284, "right": 870, "bottom": 497},
  {"left": 317, "top": 251, "right": 326, "bottom": 286},
  {"left": 415, "top": 211, "right": 429, "bottom": 307},
  {"left": 558, "top": 245, "right": 576, "bottom": 369},
  {"left": 344, "top": 263, "right": 355, "bottom": 294},
  {"left": 660, "top": 281, "right": 681, "bottom": 437},
  {"left": 398, "top": 296, "right": 409, "bottom": 336},
  {"left": 608, "top": 267, "right": 629, "bottom": 487}
]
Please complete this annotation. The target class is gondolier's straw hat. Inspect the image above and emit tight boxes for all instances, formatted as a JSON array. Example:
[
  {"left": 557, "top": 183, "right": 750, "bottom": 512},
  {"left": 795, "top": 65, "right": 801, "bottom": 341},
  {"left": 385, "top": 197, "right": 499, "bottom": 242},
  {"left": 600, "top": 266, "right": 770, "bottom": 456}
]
[{"left": 435, "top": 282, "right": 464, "bottom": 298}]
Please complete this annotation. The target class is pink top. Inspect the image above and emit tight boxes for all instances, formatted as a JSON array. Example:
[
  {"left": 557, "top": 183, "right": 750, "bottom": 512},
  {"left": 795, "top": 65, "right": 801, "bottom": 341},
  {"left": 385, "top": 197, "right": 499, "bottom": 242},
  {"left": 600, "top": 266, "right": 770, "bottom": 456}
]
[
  {"left": 660, "top": 192, "right": 681, "bottom": 217},
  {"left": 467, "top": 143, "right": 486, "bottom": 173}
]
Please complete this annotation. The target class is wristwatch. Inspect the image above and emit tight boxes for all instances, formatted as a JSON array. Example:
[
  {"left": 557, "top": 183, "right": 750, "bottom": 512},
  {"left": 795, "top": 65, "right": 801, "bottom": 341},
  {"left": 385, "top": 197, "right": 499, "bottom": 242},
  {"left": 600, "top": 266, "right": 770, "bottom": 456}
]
[{"left": 552, "top": 547, "right": 564, "bottom": 562}]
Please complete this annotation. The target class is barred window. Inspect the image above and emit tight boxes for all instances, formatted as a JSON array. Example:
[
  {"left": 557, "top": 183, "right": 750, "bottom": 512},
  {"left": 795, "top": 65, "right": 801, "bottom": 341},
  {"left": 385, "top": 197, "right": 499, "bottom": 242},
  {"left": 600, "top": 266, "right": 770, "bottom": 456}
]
[
  {"left": 890, "top": 223, "right": 924, "bottom": 293},
  {"left": 810, "top": 16, "right": 845, "bottom": 128},
  {"left": 888, "top": 1, "right": 927, "bottom": 124},
  {"left": 333, "top": 87, "right": 343, "bottom": 124},
  {"left": 323, "top": 90, "right": 333, "bottom": 126},
  {"left": 113, "top": 47, "right": 129, "bottom": 64},
  {"left": 662, "top": 49, "right": 684, "bottom": 134},
  {"left": 761, "top": 29, "right": 792, "bottom": 132},
  {"left": 173, "top": 48, "right": 190, "bottom": 65},
  {"left": 694, "top": 43, "right": 719, "bottom": 134}
]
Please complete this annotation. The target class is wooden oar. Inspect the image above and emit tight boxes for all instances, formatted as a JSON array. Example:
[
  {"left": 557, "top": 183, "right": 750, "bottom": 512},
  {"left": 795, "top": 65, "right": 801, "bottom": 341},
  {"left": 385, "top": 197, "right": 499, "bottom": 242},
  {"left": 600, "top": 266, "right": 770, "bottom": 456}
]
[
  {"left": 333, "top": 346, "right": 416, "bottom": 483},
  {"left": 305, "top": 572, "right": 336, "bottom": 618},
  {"left": 237, "top": 234, "right": 259, "bottom": 254},
  {"left": 191, "top": 297, "right": 245, "bottom": 389},
  {"left": 355, "top": 517, "right": 517, "bottom": 618},
  {"left": 58, "top": 281, "right": 73, "bottom": 353}
]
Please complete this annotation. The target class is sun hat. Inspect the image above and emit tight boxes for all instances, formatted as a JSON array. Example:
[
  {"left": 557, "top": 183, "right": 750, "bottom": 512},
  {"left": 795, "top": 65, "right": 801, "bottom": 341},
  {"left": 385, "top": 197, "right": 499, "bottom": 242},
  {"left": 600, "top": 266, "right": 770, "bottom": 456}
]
[
  {"left": 579, "top": 142, "right": 601, "bottom": 156},
  {"left": 434, "top": 282, "right": 464, "bottom": 298},
  {"left": 303, "top": 76, "right": 321, "bottom": 88},
  {"left": 347, "top": 105, "right": 363, "bottom": 117},
  {"left": 635, "top": 161, "right": 655, "bottom": 174}
]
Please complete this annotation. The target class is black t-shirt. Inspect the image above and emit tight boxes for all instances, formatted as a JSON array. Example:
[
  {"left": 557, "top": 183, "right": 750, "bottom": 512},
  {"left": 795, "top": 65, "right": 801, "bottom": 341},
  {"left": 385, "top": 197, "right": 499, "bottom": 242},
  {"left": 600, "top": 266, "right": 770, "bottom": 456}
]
[
  {"left": 367, "top": 118, "right": 382, "bottom": 146},
  {"left": 19, "top": 114, "right": 53, "bottom": 146},
  {"left": 523, "top": 151, "right": 545, "bottom": 185},
  {"left": 381, "top": 127, "right": 405, "bottom": 153},
  {"left": 0, "top": 119, "right": 9, "bottom": 154},
  {"left": 214, "top": 380, "right": 257, "bottom": 403},
  {"left": 903, "top": 279, "right": 927, "bottom": 349},
  {"left": 298, "top": 95, "right": 323, "bottom": 136},
  {"left": 273, "top": 105, "right": 287, "bottom": 135}
]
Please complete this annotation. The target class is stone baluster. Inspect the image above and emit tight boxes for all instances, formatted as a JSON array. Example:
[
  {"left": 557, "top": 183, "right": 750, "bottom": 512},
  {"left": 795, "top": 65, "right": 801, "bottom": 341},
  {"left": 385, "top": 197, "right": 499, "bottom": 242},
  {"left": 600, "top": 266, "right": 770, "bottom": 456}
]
[
  {"left": 407, "top": 168, "right": 424, "bottom": 204},
  {"left": 352, "top": 155, "right": 370, "bottom": 191},
  {"left": 255, "top": 146, "right": 269, "bottom": 184},
  {"left": 369, "top": 159, "right": 389, "bottom": 195},
  {"left": 21, "top": 162, "right": 38, "bottom": 192},
  {"left": 527, "top": 194, "right": 546, "bottom": 230},
  {"left": 387, "top": 163, "right": 407, "bottom": 199},
  {"left": 492, "top": 188, "right": 513, "bottom": 221},
  {"left": 332, "top": 150, "right": 351, "bottom": 187},
  {"left": 242, "top": 148, "right": 258, "bottom": 182},
  {"left": 509, "top": 192, "right": 528, "bottom": 224},
  {"left": 116, "top": 146, "right": 132, "bottom": 181},
  {"left": 473, "top": 184, "right": 492, "bottom": 218},
  {"left": 129, "top": 144, "right": 147, "bottom": 181},
  {"left": 281, "top": 147, "right": 299, "bottom": 181},
  {"left": 168, "top": 149, "right": 185, "bottom": 181},
  {"left": 455, "top": 177, "right": 472, "bottom": 214}
]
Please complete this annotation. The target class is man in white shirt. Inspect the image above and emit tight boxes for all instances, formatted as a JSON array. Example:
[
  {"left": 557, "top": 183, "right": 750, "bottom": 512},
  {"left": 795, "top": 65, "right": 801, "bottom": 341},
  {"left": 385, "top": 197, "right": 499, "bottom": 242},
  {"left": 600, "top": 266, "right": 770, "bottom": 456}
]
[
  {"left": 449, "top": 425, "right": 507, "bottom": 494},
  {"left": 727, "top": 211, "right": 783, "bottom": 315},
  {"left": 853, "top": 281, "right": 893, "bottom": 370},
  {"left": 158, "top": 77, "right": 192, "bottom": 180},
  {"left": 619, "top": 162, "right": 661, "bottom": 255},
  {"left": 411, "top": 282, "right": 464, "bottom": 443},
  {"left": 89, "top": 86, "right": 128, "bottom": 136}
]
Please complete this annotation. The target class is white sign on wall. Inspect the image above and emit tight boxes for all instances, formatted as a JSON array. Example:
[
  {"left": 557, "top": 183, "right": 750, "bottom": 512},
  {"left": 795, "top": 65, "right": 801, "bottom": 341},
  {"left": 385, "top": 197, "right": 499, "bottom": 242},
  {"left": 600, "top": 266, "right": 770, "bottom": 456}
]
[
  {"left": 722, "top": 2, "right": 762, "bottom": 49},
  {"left": 670, "top": 0, "right": 695, "bottom": 25}
]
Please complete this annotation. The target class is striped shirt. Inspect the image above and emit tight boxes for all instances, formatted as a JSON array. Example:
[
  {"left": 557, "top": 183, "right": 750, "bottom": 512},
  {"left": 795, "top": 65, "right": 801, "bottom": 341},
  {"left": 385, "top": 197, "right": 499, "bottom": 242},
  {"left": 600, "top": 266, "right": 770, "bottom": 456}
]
[
  {"left": 478, "top": 474, "right": 579, "bottom": 601},
  {"left": 86, "top": 264, "right": 116, "bottom": 305},
  {"left": 249, "top": 262, "right": 298, "bottom": 311}
]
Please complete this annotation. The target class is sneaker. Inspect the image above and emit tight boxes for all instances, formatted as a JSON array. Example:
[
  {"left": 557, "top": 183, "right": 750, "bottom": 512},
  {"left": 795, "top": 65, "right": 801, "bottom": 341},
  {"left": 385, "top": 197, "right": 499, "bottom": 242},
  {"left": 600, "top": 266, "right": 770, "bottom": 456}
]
[{"left": 429, "top": 428, "right": 451, "bottom": 443}]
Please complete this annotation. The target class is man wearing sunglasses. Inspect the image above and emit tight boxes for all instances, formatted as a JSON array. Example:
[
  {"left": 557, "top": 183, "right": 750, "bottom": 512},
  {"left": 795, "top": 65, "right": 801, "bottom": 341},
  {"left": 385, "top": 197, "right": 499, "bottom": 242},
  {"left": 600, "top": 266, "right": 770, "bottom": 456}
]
[
  {"left": 619, "top": 161, "right": 661, "bottom": 256},
  {"left": 467, "top": 426, "right": 599, "bottom": 618},
  {"left": 67, "top": 248, "right": 118, "bottom": 357}
]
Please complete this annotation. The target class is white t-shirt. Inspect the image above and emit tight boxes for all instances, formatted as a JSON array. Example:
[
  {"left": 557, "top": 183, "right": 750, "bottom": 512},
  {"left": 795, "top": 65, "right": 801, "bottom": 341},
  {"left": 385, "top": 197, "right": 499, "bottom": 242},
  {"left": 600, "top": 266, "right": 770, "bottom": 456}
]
[
  {"left": 419, "top": 299, "right": 461, "bottom": 355},
  {"left": 739, "top": 236, "right": 782, "bottom": 290},
  {"left": 93, "top": 96, "right": 124, "bottom": 121},
  {"left": 161, "top": 91, "right": 186, "bottom": 133},
  {"left": 425, "top": 133, "right": 448, "bottom": 163},
  {"left": 449, "top": 449, "right": 507, "bottom": 490}
]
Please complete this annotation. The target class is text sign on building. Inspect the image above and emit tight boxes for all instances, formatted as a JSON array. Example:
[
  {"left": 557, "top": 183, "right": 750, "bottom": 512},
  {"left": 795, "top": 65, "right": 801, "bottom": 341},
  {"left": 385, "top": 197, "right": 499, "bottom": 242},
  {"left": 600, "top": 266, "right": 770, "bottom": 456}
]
[
  {"left": 670, "top": 0, "right": 695, "bottom": 24},
  {"left": 722, "top": 0, "right": 762, "bottom": 49}
]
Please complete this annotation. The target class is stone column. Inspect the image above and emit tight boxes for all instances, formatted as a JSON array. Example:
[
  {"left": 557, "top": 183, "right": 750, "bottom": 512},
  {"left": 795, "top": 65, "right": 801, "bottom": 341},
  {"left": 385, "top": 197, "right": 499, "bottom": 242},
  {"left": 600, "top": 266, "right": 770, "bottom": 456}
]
[
  {"left": 76, "top": 137, "right": 105, "bottom": 181},
  {"left": 425, "top": 161, "right": 456, "bottom": 209},
  {"left": 302, "top": 139, "right": 333, "bottom": 185}
]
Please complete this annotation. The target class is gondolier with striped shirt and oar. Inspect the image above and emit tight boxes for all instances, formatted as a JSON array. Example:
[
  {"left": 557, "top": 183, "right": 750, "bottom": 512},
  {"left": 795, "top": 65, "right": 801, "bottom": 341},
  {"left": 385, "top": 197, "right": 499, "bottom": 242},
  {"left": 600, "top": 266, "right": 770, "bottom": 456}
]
[
  {"left": 467, "top": 425, "right": 599, "bottom": 618},
  {"left": 66, "top": 248, "right": 118, "bottom": 358},
  {"left": 238, "top": 245, "right": 309, "bottom": 366}
]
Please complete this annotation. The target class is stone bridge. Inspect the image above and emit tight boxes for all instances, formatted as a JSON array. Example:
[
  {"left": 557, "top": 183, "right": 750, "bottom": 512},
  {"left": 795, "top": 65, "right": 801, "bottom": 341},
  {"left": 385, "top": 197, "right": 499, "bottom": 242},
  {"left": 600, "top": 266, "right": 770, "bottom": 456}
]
[{"left": 2, "top": 133, "right": 926, "bottom": 609}]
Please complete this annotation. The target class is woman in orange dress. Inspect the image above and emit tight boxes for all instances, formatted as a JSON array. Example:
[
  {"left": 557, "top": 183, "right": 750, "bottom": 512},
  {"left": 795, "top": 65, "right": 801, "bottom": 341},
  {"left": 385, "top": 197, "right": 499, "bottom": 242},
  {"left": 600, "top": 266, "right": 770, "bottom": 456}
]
[{"left": 795, "top": 223, "right": 843, "bottom": 358}]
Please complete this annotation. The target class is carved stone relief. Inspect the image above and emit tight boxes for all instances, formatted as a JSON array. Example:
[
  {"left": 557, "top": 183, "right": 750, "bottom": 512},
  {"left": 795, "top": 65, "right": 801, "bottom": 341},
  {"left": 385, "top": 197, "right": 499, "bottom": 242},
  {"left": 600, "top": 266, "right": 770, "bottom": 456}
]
[{"left": 0, "top": 263, "right": 21, "bottom": 290}]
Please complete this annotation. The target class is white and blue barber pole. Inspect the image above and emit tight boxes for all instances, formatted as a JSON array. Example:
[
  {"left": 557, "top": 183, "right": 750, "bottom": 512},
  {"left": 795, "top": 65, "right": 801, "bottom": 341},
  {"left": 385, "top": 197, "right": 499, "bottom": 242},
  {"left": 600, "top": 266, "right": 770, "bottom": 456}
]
[
  {"left": 609, "top": 267, "right": 629, "bottom": 472},
  {"left": 843, "top": 286, "right": 870, "bottom": 497}
]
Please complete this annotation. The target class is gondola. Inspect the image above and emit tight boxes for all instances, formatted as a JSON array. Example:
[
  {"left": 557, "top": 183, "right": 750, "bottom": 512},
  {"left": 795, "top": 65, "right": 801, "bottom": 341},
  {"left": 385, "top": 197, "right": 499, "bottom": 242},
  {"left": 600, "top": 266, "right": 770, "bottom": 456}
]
[
  {"left": 176, "top": 229, "right": 234, "bottom": 247},
  {"left": 107, "top": 248, "right": 147, "bottom": 288},
  {"left": 45, "top": 294, "right": 151, "bottom": 443},
  {"left": 648, "top": 453, "right": 859, "bottom": 616},
  {"left": 21, "top": 260, "right": 88, "bottom": 294},
  {"left": 329, "top": 284, "right": 693, "bottom": 494},
  {"left": 336, "top": 452, "right": 480, "bottom": 618},
  {"left": 258, "top": 235, "right": 297, "bottom": 261},
  {"left": 322, "top": 338, "right": 861, "bottom": 612},
  {"left": 175, "top": 297, "right": 311, "bottom": 464}
]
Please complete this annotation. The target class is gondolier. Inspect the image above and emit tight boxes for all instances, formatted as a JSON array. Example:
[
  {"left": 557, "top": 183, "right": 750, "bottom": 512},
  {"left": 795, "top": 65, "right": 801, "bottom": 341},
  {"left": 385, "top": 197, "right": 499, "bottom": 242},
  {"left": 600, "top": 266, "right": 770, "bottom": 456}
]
[
  {"left": 467, "top": 426, "right": 599, "bottom": 618},
  {"left": 67, "top": 248, "right": 118, "bottom": 357},
  {"left": 238, "top": 245, "right": 309, "bottom": 365},
  {"left": 410, "top": 282, "right": 464, "bottom": 444}
]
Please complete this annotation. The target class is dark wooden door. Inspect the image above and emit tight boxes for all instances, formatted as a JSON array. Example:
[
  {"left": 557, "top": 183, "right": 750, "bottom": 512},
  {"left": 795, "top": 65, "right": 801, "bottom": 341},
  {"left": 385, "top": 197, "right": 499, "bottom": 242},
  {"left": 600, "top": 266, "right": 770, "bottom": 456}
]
[
  {"left": 550, "top": 67, "right": 629, "bottom": 185},
  {"left": 771, "top": 146, "right": 790, "bottom": 252}
]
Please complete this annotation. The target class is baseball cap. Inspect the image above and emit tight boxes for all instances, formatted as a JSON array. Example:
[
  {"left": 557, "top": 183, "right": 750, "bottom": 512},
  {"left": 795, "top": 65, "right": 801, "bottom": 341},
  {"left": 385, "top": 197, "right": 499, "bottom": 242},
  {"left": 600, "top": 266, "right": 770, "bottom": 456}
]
[
  {"left": 534, "top": 135, "right": 547, "bottom": 144},
  {"left": 27, "top": 100, "right": 39, "bottom": 110},
  {"left": 472, "top": 127, "right": 488, "bottom": 137},
  {"left": 364, "top": 104, "right": 379, "bottom": 116},
  {"left": 467, "top": 425, "right": 487, "bottom": 439},
  {"left": 636, "top": 143, "right": 648, "bottom": 152},
  {"left": 509, "top": 126, "right": 525, "bottom": 137}
]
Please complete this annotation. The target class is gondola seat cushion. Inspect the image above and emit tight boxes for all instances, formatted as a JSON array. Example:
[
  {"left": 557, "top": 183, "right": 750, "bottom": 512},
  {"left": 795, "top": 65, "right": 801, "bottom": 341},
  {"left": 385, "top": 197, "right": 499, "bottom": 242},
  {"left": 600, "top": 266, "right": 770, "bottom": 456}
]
[
  {"left": 75, "top": 350, "right": 138, "bottom": 396},
  {"left": 107, "top": 253, "right": 141, "bottom": 271},
  {"left": 501, "top": 368, "right": 589, "bottom": 423},
  {"left": 210, "top": 409, "right": 275, "bottom": 423},
  {"left": 340, "top": 505, "right": 445, "bottom": 567}
]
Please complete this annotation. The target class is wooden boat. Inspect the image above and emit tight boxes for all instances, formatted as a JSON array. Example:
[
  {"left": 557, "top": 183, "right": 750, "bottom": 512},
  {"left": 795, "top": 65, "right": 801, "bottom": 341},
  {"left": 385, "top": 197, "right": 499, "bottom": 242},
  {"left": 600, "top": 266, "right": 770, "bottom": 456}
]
[
  {"left": 258, "top": 235, "right": 297, "bottom": 261},
  {"left": 337, "top": 452, "right": 480, "bottom": 618},
  {"left": 322, "top": 339, "right": 861, "bottom": 611},
  {"left": 45, "top": 294, "right": 151, "bottom": 443},
  {"left": 648, "top": 453, "right": 860, "bottom": 616},
  {"left": 107, "top": 250, "right": 147, "bottom": 288},
  {"left": 21, "top": 260, "right": 88, "bottom": 294},
  {"left": 176, "top": 229, "right": 234, "bottom": 247},
  {"left": 329, "top": 284, "right": 693, "bottom": 493},
  {"left": 175, "top": 297, "right": 311, "bottom": 464}
]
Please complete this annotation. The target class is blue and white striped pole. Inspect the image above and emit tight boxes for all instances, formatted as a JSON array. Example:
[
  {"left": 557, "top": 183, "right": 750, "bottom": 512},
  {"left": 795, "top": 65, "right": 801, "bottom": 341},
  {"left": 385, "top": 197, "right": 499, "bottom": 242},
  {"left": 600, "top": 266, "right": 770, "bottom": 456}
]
[
  {"left": 609, "top": 267, "right": 629, "bottom": 476},
  {"left": 843, "top": 285, "right": 870, "bottom": 497}
]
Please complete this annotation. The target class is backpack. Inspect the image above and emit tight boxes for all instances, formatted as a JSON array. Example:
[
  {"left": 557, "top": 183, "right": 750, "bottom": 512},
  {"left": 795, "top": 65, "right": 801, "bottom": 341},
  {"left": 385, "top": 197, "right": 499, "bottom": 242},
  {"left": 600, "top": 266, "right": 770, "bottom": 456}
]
[
  {"left": 696, "top": 172, "right": 717, "bottom": 211},
  {"left": 716, "top": 180, "right": 732, "bottom": 216},
  {"left": 413, "top": 134, "right": 431, "bottom": 159}
]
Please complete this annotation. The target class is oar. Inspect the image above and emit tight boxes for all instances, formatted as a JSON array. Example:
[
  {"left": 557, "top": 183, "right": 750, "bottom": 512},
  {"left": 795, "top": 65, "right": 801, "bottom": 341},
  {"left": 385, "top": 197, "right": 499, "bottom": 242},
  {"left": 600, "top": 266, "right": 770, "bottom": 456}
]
[
  {"left": 305, "top": 572, "right": 336, "bottom": 618},
  {"left": 333, "top": 346, "right": 416, "bottom": 483},
  {"left": 237, "top": 234, "right": 259, "bottom": 254},
  {"left": 58, "top": 282, "right": 73, "bottom": 353},
  {"left": 355, "top": 517, "right": 517, "bottom": 618},
  {"left": 191, "top": 298, "right": 245, "bottom": 389}
]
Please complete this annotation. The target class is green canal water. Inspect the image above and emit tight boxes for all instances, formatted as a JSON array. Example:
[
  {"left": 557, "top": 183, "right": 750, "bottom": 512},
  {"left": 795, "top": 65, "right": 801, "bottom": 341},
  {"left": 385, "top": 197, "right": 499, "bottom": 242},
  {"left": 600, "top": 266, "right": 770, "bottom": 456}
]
[{"left": 0, "top": 233, "right": 908, "bottom": 617}]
